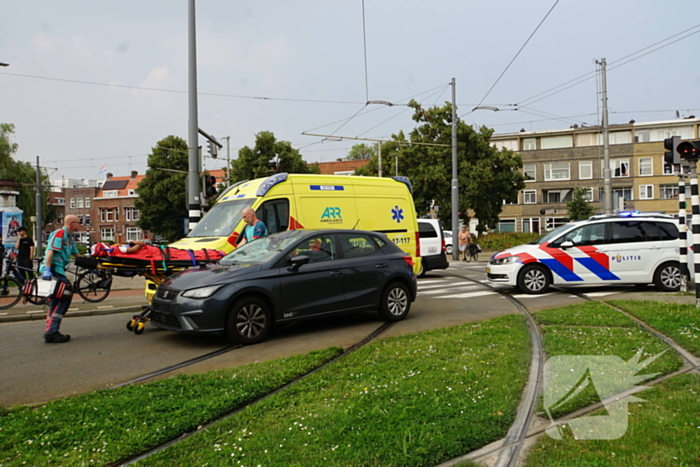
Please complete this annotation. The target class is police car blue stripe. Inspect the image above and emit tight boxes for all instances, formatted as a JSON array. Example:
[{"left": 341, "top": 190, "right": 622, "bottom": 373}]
[
  {"left": 310, "top": 185, "right": 345, "bottom": 191},
  {"left": 575, "top": 257, "right": 621, "bottom": 281},
  {"left": 540, "top": 258, "right": 583, "bottom": 282}
]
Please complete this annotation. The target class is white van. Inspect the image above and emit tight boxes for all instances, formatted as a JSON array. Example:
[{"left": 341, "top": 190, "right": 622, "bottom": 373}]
[
  {"left": 487, "top": 213, "right": 681, "bottom": 293},
  {"left": 417, "top": 218, "right": 448, "bottom": 277}
]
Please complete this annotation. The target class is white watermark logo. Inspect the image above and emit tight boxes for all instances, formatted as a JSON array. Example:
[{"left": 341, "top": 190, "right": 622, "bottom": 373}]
[{"left": 543, "top": 349, "right": 665, "bottom": 440}]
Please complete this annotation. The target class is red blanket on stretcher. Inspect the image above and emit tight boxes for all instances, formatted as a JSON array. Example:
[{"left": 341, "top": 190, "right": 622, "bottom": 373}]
[{"left": 91, "top": 242, "right": 226, "bottom": 269}]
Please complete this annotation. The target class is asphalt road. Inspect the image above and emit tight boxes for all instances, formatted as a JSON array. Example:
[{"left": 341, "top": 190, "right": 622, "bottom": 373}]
[{"left": 0, "top": 260, "right": 681, "bottom": 407}]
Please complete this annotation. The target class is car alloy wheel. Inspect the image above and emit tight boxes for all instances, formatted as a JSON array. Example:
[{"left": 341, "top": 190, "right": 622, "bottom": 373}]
[
  {"left": 379, "top": 282, "right": 411, "bottom": 321},
  {"left": 226, "top": 297, "right": 272, "bottom": 345},
  {"left": 518, "top": 264, "right": 551, "bottom": 294},
  {"left": 654, "top": 262, "right": 681, "bottom": 292}
]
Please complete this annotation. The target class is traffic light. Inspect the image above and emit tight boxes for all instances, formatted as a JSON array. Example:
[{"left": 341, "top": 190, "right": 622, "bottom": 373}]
[
  {"left": 664, "top": 136, "right": 681, "bottom": 165},
  {"left": 207, "top": 139, "right": 218, "bottom": 158},
  {"left": 204, "top": 175, "right": 217, "bottom": 198},
  {"left": 677, "top": 140, "right": 700, "bottom": 161}
]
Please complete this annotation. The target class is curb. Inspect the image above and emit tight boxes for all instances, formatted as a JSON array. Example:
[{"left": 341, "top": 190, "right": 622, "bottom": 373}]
[{"left": 0, "top": 305, "right": 145, "bottom": 324}]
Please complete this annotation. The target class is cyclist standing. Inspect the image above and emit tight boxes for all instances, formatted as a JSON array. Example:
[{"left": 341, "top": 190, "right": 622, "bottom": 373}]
[
  {"left": 40, "top": 215, "right": 83, "bottom": 344},
  {"left": 14, "top": 226, "right": 35, "bottom": 281},
  {"left": 458, "top": 226, "right": 472, "bottom": 262}
]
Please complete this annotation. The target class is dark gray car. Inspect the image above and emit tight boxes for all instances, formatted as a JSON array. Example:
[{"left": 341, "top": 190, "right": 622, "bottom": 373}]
[{"left": 150, "top": 229, "right": 417, "bottom": 344}]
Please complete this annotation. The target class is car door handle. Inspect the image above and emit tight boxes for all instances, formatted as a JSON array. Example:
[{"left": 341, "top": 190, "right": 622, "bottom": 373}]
[
  {"left": 330, "top": 271, "right": 343, "bottom": 276},
  {"left": 375, "top": 263, "right": 388, "bottom": 268}
]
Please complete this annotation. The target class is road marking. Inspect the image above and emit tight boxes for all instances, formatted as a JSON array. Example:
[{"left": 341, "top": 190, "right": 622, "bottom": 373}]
[
  {"left": 583, "top": 291, "right": 622, "bottom": 297},
  {"left": 97, "top": 305, "right": 114, "bottom": 309},
  {"left": 0, "top": 312, "right": 7, "bottom": 316},
  {"left": 26, "top": 310, "right": 45, "bottom": 314},
  {"left": 418, "top": 285, "right": 479, "bottom": 296},
  {"left": 510, "top": 293, "right": 558, "bottom": 299},
  {"left": 434, "top": 291, "right": 497, "bottom": 299},
  {"left": 417, "top": 279, "right": 451, "bottom": 285},
  {"left": 418, "top": 282, "right": 477, "bottom": 290},
  {"left": 68, "top": 308, "right": 79, "bottom": 311}
]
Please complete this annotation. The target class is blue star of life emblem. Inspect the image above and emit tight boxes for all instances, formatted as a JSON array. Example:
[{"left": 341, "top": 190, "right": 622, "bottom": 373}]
[{"left": 391, "top": 206, "right": 404, "bottom": 223}]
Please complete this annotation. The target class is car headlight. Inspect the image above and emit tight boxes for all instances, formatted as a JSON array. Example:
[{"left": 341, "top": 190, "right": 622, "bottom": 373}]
[
  {"left": 182, "top": 285, "right": 223, "bottom": 299},
  {"left": 491, "top": 255, "right": 521, "bottom": 265}
]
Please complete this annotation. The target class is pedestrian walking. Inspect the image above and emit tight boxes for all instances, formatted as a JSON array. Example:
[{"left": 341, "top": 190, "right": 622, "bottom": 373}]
[
  {"left": 41, "top": 215, "right": 83, "bottom": 344},
  {"left": 14, "top": 226, "right": 35, "bottom": 281},
  {"left": 458, "top": 226, "right": 472, "bottom": 261}
]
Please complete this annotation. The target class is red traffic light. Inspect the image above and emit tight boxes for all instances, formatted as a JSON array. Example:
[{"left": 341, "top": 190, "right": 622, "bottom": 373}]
[
  {"left": 677, "top": 140, "right": 700, "bottom": 160},
  {"left": 204, "top": 175, "right": 217, "bottom": 198}
]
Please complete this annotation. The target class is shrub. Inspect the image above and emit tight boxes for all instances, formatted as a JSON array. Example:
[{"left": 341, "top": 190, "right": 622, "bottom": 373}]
[{"left": 475, "top": 232, "right": 539, "bottom": 251}]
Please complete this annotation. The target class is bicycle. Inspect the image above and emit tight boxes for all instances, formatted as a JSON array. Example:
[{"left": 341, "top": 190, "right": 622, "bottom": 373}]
[
  {"left": 464, "top": 243, "right": 480, "bottom": 263},
  {"left": 0, "top": 254, "right": 38, "bottom": 309}
]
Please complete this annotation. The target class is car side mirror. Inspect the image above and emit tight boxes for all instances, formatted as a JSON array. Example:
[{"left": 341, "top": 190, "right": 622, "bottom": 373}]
[
  {"left": 289, "top": 255, "right": 311, "bottom": 270},
  {"left": 560, "top": 241, "right": 574, "bottom": 249}
]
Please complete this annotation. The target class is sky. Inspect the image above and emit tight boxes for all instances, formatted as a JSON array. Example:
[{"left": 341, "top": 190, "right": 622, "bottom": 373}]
[{"left": 2, "top": 0, "right": 699, "bottom": 183}]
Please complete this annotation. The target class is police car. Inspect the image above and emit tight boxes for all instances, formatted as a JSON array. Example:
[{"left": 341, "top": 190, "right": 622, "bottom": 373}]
[{"left": 487, "top": 213, "right": 682, "bottom": 294}]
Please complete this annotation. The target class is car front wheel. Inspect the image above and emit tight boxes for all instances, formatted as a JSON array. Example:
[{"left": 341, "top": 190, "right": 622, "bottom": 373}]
[
  {"left": 379, "top": 282, "right": 411, "bottom": 321},
  {"left": 653, "top": 262, "right": 681, "bottom": 292},
  {"left": 226, "top": 297, "right": 272, "bottom": 345},
  {"left": 517, "top": 264, "right": 551, "bottom": 294}
]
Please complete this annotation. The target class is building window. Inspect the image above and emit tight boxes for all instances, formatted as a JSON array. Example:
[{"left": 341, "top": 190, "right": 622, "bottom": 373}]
[
  {"left": 544, "top": 162, "right": 570, "bottom": 181},
  {"left": 497, "top": 219, "right": 516, "bottom": 233},
  {"left": 124, "top": 207, "right": 140, "bottom": 222},
  {"left": 523, "top": 164, "right": 536, "bottom": 181},
  {"left": 524, "top": 190, "right": 537, "bottom": 204},
  {"left": 576, "top": 133, "right": 597, "bottom": 147},
  {"left": 638, "top": 157, "right": 653, "bottom": 176},
  {"left": 103, "top": 190, "right": 118, "bottom": 198},
  {"left": 660, "top": 184, "right": 679, "bottom": 199},
  {"left": 126, "top": 227, "right": 142, "bottom": 242},
  {"left": 76, "top": 198, "right": 84, "bottom": 208},
  {"left": 522, "top": 218, "right": 541, "bottom": 234},
  {"left": 128, "top": 189, "right": 135, "bottom": 196},
  {"left": 602, "top": 187, "right": 633, "bottom": 202},
  {"left": 101, "top": 228, "right": 115, "bottom": 241},
  {"left": 70, "top": 198, "right": 75, "bottom": 209},
  {"left": 544, "top": 189, "right": 572, "bottom": 203},
  {"left": 581, "top": 187, "right": 593, "bottom": 201},
  {"left": 523, "top": 138, "right": 536, "bottom": 151},
  {"left": 545, "top": 217, "right": 569, "bottom": 230},
  {"left": 541, "top": 135, "right": 573, "bottom": 149},
  {"left": 639, "top": 185, "right": 654, "bottom": 200},
  {"left": 77, "top": 215, "right": 84, "bottom": 224},
  {"left": 56, "top": 198, "right": 65, "bottom": 205},
  {"left": 579, "top": 161, "right": 592, "bottom": 180},
  {"left": 495, "top": 140, "right": 518, "bottom": 151},
  {"left": 85, "top": 198, "right": 91, "bottom": 208},
  {"left": 602, "top": 159, "right": 630, "bottom": 178},
  {"left": 84, "top": 214, "right": 91, "bottom": 226},
  {"left": 100, "top": 208, "right": 119, "bottom": 222}
]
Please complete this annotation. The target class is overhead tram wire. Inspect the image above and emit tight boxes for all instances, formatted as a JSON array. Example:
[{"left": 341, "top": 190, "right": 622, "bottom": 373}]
[
  {"left": 516, "top": 23, "right": 700, "bottom": 109},
  {"left": 463, "top": 0, "right": 560, "bottom": 118}
]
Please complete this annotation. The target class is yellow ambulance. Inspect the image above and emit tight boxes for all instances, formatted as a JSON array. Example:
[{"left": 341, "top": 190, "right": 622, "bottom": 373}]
[{"left": 169, "top": 172, "right": 420, "bottom": 271}]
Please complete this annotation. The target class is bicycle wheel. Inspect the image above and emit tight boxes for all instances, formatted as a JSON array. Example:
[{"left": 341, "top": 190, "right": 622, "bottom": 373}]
[
  {"left": 76, "top": 270, "right": 111, "bottom": 303},
  {"left": 471, "top": 249, "right": 479, "bottom": 262},
  {"left": 23, "top": 278, "right": 49, "bottom": 305},
  {"left": 0, "top": 277, "right": 23, "bottom": 310},
  {"left": 465, "top": 247, "right": 473, "bottom": 263}
]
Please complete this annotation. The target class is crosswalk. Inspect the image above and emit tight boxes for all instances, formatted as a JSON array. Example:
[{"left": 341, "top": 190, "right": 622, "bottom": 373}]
[{"left": 417, "top": 277, "right": 625, "bottom": 300}]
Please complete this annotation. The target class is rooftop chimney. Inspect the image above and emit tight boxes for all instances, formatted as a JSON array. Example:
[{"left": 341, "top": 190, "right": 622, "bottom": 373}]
[
  {"left": 106, "top": 173, "right": 113, "bottom": 180},
  {"left": 131, "top": 170, "right": 138, "bottom": 178}
]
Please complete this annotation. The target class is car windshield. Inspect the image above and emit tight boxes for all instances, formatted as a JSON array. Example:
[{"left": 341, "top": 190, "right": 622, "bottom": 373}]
[
  {"left": 187, "top": 199, "right": 254, "bottom": 238},
  {"left": 220, "top": 231, "right": 306, "bottom": 265},
  {"left": 527, "top": 223, "right": 579, "bottom": 245}
]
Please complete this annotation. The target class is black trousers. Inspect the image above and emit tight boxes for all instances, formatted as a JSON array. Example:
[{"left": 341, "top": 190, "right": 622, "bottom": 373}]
[{"left": 17, "top": 258, "right": 35, "bottom": 281}]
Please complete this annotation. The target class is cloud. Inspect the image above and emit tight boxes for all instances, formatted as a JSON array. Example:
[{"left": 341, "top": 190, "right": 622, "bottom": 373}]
[{"left": 30, "top": 33, "right": 56, "bottom": 52}]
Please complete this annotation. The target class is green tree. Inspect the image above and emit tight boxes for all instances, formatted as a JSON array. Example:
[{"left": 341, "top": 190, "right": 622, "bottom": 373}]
[
  {"left": 229, "top": 131, "right": 319, "bottom": 183},
  {"left": 0, "top": 123, "right": 54, "bottom": 229},
  {"left": 356, "top": 101, "right": 525, "bottom": 233},
  {"left": 567, "top": 187, "right": 596, "bottom": 221},
  {"left": 346, "top": 143, "right": 375, "bottom": 160},
  {"left": 135, "top": 135, "right": 189, "bottom": 242}
]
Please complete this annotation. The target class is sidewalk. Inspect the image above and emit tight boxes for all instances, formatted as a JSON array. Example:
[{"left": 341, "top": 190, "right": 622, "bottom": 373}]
[{"left": 0, "top": 277, "right": 149, "bottom": 324}]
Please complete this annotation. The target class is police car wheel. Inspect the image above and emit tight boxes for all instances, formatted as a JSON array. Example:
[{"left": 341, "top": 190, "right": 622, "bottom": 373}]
[
  {"left": 518, "top": 264, "right": 551, "bottom": 294},
  {"left": 654, "top": 262, "right": 681, "bottom": 292},
  {"left": 226, "top": 297, "right": 272, "bottom": 345}
]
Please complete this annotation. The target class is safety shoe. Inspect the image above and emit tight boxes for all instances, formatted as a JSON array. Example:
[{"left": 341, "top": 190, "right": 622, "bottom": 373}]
[{"left": 44, "top": 332, "right": 71, "bottom": 344}]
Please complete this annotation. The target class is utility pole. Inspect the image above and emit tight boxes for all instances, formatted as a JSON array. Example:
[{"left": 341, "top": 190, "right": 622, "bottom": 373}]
[
  {"left": 223, "top": 136, "right": 231, "bottom": 187},
  {"left": 187, "top": 0, "right": 201, "bottom": 233},
  {"left": 598, "top": 58, "right": 612, "bottom": 215},
  {"left": 451, "top": 77, "right": 459, "bottom": 260},
  {"left": 377, "top": 142, "right": 382, "bottom": 177},
  {"left": 35, "top": 156, "right": 43, "bottom": 257}
]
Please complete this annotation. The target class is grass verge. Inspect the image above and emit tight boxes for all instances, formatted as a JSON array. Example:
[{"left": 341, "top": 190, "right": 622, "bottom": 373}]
[
  {"left": 130, "top": 315, "right": 532, "bottom": 467},
  {"left": 607, "top": 300, "right": 700, "bottom": 357},
  {"left": 0, "top": 347, "right": 342, "bottom": 467}
]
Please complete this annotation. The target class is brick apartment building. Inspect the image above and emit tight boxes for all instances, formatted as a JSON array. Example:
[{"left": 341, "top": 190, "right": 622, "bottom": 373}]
[{"left": 489, "top": 117, "right": 700, "bottom": 234}]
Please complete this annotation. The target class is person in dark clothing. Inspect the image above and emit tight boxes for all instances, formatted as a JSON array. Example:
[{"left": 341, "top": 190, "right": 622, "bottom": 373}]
[{"left": 14, "top": 226, "right": 35, "bottom": 281}]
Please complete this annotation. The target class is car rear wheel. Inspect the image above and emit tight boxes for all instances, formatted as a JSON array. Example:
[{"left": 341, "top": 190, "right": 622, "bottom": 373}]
[
  {"left": 517, "top": 264, "right": 551, "bottom": 294},
  {"left": 653, "top": 262, "right": 681, "bottom": 292},
  {"left": 446, "top": 244, "right": 453, "bottom": 255},
  {"left": 417, "top": 261, "right": 426, "bottom": 278},
  {"left": 226, "top": 297, "right": 272, "bottom": 345},
  {"left": 379, "top": 282, "right": 411, "bottom": 321}
]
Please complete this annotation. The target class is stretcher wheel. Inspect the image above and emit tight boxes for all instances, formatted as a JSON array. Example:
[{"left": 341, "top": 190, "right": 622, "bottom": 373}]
[
  {"left": 126, "top": 315, "right": 140, "bottom": 331},
  {"left": 134, "top": 321, "right": 146, "bottom": 334}
]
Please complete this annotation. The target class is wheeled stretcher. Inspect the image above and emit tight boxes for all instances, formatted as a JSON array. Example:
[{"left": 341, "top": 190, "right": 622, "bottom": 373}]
[{"left": 86, "top": 244, "right": 226, "bottom": 334}]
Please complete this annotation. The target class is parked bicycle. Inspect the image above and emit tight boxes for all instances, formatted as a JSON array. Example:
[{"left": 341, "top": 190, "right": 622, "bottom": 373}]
[{"left": 0, "top": 254, "right": 114, "bottom": 310}]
